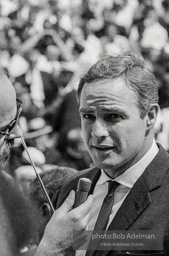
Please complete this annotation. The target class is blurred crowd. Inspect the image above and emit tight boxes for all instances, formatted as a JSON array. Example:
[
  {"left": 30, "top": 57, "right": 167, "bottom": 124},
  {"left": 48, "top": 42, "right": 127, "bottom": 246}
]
[
  {"left": 1, "top": 0, "right": 169, "bottom": 175},
  {"left": 1, "top": 0, "right": 169, "bottom": 253},
  {"left": 0, "top": 0, "right": 169, "bottom": 174}
]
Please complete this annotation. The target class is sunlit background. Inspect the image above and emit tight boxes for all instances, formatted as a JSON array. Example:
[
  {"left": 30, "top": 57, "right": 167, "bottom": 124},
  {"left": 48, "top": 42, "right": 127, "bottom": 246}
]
[{"left": 0, "top": 0, "right": 169, "bottom": 179}]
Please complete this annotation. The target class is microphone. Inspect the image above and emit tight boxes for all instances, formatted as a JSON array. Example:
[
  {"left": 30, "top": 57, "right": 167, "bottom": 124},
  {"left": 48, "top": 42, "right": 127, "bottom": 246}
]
[{"left": 74, "top": 178, "right": 92, "bottom": 208}]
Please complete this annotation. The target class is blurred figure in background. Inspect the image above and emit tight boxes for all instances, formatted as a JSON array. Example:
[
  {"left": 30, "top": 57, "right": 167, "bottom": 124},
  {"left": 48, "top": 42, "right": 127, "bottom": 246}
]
[
  {"left": 14, "top": 165, "right": 43, "bottom": 198},
  {"left": 28, "top": 166, "right": 77, "bottom": 245},
  {"left": 56, "top": 128, "right": 92, "bottom": 170}
]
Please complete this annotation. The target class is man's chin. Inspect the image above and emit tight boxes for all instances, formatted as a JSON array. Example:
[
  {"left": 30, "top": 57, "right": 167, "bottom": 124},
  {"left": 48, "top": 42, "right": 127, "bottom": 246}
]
[
  {"left": 94, "top": 160, "right": 115, "bottom": 170},
  {"left": 94, "top": 160, "right": 121, "bottom": 176}
]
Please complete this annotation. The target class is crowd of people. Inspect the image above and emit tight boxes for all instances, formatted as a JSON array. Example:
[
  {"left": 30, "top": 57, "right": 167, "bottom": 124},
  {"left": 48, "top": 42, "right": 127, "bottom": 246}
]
[{"left": 0, "top": 0, "right": 169, "bottom": 177}]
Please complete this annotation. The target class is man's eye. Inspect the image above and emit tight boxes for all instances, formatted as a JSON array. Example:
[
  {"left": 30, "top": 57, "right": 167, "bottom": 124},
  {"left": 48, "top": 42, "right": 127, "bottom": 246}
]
[
  {"left": 83, "top": 114, "right": 95, "bottom": 120},
  {"left": 105, "top": 114, "right": 122, "bottom": 122}
]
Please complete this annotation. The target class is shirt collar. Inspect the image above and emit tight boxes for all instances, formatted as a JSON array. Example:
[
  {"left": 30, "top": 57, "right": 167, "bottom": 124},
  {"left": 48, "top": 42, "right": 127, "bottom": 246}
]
[{"left": 97, "top": 140, "right": 159, "bottom": 188}]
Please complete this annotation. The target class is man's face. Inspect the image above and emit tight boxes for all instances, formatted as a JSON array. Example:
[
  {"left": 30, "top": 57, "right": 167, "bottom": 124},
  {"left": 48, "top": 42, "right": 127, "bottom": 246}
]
[{"left": 79, "top": 78, "right": 153, "bottom": 178}]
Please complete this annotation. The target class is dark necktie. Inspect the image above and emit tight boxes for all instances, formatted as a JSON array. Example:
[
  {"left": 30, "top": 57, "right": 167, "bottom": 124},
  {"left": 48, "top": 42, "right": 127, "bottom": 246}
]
[
  {"left": 94, "top": 180, "right": 119, "bottom": 231},
  {"left": 85, "top": 181, "right": 119, "bottom": 256}
]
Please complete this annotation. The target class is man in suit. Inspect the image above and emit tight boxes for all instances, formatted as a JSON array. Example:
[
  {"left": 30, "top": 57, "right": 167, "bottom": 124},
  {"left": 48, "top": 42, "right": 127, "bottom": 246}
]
[
  {"left": 54, "top": 51, "right": 169, "bottom": 255},
  {"left": 0, "top": 71, "right": 93, "bottom": 256}
]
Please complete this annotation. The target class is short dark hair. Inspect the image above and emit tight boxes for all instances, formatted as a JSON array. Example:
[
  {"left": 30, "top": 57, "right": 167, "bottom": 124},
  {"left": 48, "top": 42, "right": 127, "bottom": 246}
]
[
  {"left": 77, "top": 51, "right": 158, "bottom": 118},
  {"left": 29, "top": 166, "right": 77, "bottom": 206}
]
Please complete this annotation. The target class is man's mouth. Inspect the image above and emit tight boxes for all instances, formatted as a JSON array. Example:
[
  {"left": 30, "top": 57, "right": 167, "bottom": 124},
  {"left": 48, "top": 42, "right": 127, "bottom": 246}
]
[{"left": 92, "top": 145, "right": 114, "bottom": 151}]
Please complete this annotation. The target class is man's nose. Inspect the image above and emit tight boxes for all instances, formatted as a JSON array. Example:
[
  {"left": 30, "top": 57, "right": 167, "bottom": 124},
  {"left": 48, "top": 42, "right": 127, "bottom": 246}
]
[
  {"left": 91, "top": 120, "right": 109, "bottom": 138},
  {"left": 8, "top": 124, "right": 23, "bottom": 139}
]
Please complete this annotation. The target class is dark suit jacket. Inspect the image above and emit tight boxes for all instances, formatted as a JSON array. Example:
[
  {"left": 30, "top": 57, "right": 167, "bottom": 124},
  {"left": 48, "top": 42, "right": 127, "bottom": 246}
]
[{"left": 54, "top": 144, "right": 169, "bottom": 255}]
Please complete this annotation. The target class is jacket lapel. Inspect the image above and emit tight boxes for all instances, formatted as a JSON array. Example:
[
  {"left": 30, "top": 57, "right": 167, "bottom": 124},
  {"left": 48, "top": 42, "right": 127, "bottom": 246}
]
[
  {"left": 108, "top": 174, "right": 151, "bottom": 230},
  {"left": 108, "top": 144, "right": 169, "bottom": 231},
  {"left": 98, "top": 145, "right": 169, "bottom": 256}
]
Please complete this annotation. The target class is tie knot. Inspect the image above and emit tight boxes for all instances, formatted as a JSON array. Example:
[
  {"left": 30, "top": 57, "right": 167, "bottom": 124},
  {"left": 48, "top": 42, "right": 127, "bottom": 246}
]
[{"left": 107, "top": 180, "right": 119, "bottom": 196}]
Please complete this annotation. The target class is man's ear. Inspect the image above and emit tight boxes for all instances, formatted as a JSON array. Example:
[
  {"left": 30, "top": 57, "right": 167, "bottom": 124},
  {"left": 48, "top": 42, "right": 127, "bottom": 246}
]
[
  {"left": 146, "top": 104, "right": 160, "bottom": 130},
  {"left": 40, "top": 203, "right": 53, "bottom": 219}
]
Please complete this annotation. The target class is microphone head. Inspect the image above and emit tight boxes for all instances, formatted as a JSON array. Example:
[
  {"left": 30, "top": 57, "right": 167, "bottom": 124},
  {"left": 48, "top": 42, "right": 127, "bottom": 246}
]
[{"left": 77, "top": 178, "right": 92, "bottom": 192}]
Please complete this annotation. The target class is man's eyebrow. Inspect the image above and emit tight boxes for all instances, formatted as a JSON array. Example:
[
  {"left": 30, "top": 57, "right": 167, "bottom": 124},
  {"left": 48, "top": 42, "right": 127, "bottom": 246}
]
[
  {"left": 79, "top": 107, "right": 95, "bottom": 113},
  {"left": 79, "top": 106, "right": 127, "bottom": 117},
  {"left": 101, "top": 106, "right": 125, "bottom": 112}
]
